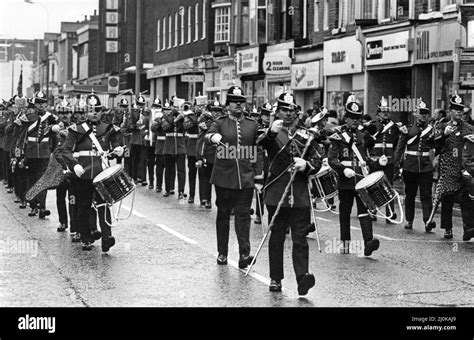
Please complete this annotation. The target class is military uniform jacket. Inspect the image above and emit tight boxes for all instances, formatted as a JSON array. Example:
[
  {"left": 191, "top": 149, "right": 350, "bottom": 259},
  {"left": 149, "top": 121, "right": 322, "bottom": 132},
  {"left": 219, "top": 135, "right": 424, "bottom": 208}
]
[
  {"left": 0, "top": 112, "right": 7, "bottom": 149},
  {"left": 258, "top": 127, "right": 322, "bottom": 208},
  {"left": 62, "top": 121, "right": 121, "bottom": 180},
  {"left": 126, "top": 109, "right": 147, "bottom": 145},
  {"left": 150, "top": 118, "right": 166, "bottom": 155},
  {"left": 162, "top": 112, "right": 186, "bottom": 155},
  {"left": 4, "top": 114, "right": 16, "bottom": 154},
  {"left": 370, "top": 120, "right": 399, "bottom": 164},
  {"left": 196, "top": 115, "right": 216, "bottom": 163},
  {"left": 394, "top": 123, "right": 435, "bottom": 173},
  {"left": 328, "top": 127, "right": 383, "bottom": 190},
  {"left": 24, "top": 111, "right": 57, "bottom": 159},
  {"left": 52, "top": 122, "right": 71, "bottom": 170},
  {"left": 183, "top": 113, "right": 198, "bottom": 157},
  {"left": 206, "top": 115, "right": 263, "bottom": 190}
]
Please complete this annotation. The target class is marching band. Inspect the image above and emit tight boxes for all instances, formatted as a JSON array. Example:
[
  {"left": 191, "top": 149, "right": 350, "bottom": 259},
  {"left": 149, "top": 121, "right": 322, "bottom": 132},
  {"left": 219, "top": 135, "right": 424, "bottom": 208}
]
[{"left": 1, "top": 86, "right": 474, "bottom": 297}]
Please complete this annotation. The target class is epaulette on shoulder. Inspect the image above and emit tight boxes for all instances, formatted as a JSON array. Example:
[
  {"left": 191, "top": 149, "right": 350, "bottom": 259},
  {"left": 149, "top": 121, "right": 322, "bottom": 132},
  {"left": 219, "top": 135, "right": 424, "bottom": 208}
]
[
  {"left": 68, "top": 123, "right": 77, "bottom": 132},
  {"left": 217, "top": 115, "right": 226, "bottom": 120},
  {"left": 329, "top": 132, "right": 342, "bottom": 141}
]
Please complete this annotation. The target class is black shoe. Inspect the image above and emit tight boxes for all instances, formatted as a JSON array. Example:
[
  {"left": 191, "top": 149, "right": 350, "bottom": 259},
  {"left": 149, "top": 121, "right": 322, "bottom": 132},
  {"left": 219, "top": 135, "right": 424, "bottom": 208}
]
[
  {"left": 102, "top": 236, "right": 116, "bottom": 252},
  {"left": 238, "top": 255, "right": 254, "bottom": 269},
  {"left": 200, "top": 200, "right": 206, "bottom": 206},
  {"left": 71, "top": 233, "right": 81, "bottom": 243},
  {"left": 254, "top": 217, "right": 262, "bottom": 225},
  {"left": 188, "top": 197, "right": 194, "bottom": 204},
  {"left": 178, "top": 192, "right": 185, "bottom": 200},
  {"left": 444, "top": 229, "right": 453, "bottom": 239},
  {"left": 462, "top": 228, "right": 474, "bottom": 241},
  {"left": 340, "top": 245, "right": 350, "bottom": 254},
  {"left": 217, "top": 254, "right": 227, "bottom": 265},
  {"left": 57, "top": 224, "right": 67, "bottom": 232},
  {"left": 169, "top": 190, "right": 175, "bottom": 195},
  {"left": 269, "top": 279, "right": 282, "bottom": 292},
  {"left": 156, "top": 188, "right": 162, "bottom": 193},
  {"left": 91, "top": 230, "right": 102, "bottom": 241},
  {"left": 305, "top": 223, "right": 316, "bottom": 235},
  {"left": 425, "top": 221, "right": 436, "bottom": 232},
  {"left": 364, "top": 238, "right": 380, "bottom": 256},
  {"left": 19, "top": 201, "right": 27, "bottom": 209},
  {"left": 297, "top": 273, "right": 315, "bottom": 296},
  {"left": 163, "top": 192, "right": 170, "bottom": 197},
  {"left": 148, "top": 185, "right": 154, "bottom": 189},
  {"left": 38, "top": 209, "right": 51, "bottom": 219},
  {"left": 371, "top": 216, "right": 377, "bottom": 222},
  {"left": 404, "top": 221, "right": 413, "bottom": 230},
  {"left": 7, "top": 188, "right": 13, "bottom": 193},
  {"left": 82, "top": 242, "right": 92, "bottom": 251},
  {"left": 28, "top": 208, "right": 38, "bottom": 217},
  {"left": 141, "top": 182, "right": 148, "bottom": 186},
  {"left": 205, "top": 201, "right": 212, "bottom": 209},
  {"left": 14, "top": 197, "right": 20, "bottom": 203}
]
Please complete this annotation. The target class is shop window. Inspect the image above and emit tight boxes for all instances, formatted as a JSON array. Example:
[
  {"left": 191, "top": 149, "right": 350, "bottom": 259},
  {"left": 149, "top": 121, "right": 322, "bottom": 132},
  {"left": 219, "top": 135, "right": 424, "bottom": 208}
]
[
  {"left": 215, "top": 6, "right": 231, "bottom": 43},
  {"left": 327, "top": 91, "right": 364, "bottom": 120}
]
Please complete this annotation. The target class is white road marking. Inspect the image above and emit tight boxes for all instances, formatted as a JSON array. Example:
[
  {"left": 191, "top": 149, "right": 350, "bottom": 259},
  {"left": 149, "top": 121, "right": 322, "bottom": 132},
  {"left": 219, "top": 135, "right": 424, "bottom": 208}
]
[
  {"left": 122, "top": 205, "right": 197, "bottom": 245},
  {"left": 316, "top": 217, "right": 332, "bottom": 222}
]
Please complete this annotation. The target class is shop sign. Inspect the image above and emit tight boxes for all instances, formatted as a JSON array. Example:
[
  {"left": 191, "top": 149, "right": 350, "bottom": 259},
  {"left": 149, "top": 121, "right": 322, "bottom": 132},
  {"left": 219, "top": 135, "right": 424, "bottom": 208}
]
[
  {"left": 181, "top": 74, "right": 204, "bottom": 82},
  {"left": 263, "top": 56, "right": 291, "bottom": 75},
  {"left": 323, "top": 36, "right": 362, "bottom": 75},
  {"left": 236, "top": 47, "right": 259, "bottom": 75},
  {"left": 415, "top": 22, "right": 461, "bottom": 64},
  {"left": 365, "top": 31, "right": 409, "bottom": 66},
  {"left": 220, "top": 64, "right": 237, "bottom": 88},
  {"left": 291, "top": 61, "right": 320, "bottom": 90},
  {"left": 460, "top": 48, "right": 474, "bottom": 89}
]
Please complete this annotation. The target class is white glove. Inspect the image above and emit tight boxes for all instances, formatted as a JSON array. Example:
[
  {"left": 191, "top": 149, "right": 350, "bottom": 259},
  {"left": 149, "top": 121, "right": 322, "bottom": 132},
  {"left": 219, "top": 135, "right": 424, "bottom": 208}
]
[
  {"left": 255, "top": 183, "right": 264, "bottom": 192},
  {"left": 444, "top": 125, "right": 454, "bottom": 135},
  {"left": 343, "top": 168, "right": 356, "bottom": 178},
  {"left": 74, "top": 164, "right": 85, "bottom": 178},
  {"left": 198, "top": 122, "right": 208, "bottom": 130},
  {"left": 195, "top": 160, "right": 203, "bottom": 168},
  {"left": 271, "top": 120, "right": 283, "bottom": 134},
  {"left": 379, "top": 155, "right": 388, "bottom": 166},
  {"left": 322, "top": 158, "right": 329, "bottom": 167},
  {"left": 211, "top": 133, "right": 222, "bottom": 144},
  {"left": 113, "top": 146, "right": 124, "bottom": 157},
  {"left": 51, "top": 124, "right": 61, "bottom": 133},
  {"left": 293, "top": 157, "right": 307, "bottom": 172}
]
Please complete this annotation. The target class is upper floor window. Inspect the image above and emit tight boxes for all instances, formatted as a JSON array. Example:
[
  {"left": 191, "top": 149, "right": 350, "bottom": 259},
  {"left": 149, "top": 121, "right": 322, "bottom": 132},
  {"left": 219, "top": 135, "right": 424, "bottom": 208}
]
[
  {"left": 233, "top": 0, "right": 249, "bottom": 44},
  {"left": 156, "top": 19, "right": 161, "bottom": 51},
  {"left": 314, "top": 0, "right": 320, "bottom": 32},
  {"left": 168, "top": 15, "right": 172, "bottom": 48},
  {"left": 174, "top": 12, "right": 179, "bottom": 47},
  {"left": 356, "top": 0, "right": 378, "bottom": 20},
  {"left": 180, "top": 9, "right": 185, "bottom": 45},
  {"left": 323, "top": 0, "right": 329, "bottom": 30},
  {"left": 280, "top": 0, "right": 303, "bottom": 40},
  {"left": 163, "top": 17, "right": 167, "bottom": 50},
  {"left": 202, "top": 0, "right": 207, "bottom": 39},
  {"left": 188, "top": 6, "right": 192, "bottom": 43},
  {"left": 257, "top": 0, "right": 267, "bottom": 43},
  {"left": 214, "top": 5, "right": 231, "bottom": 43},
  {"left": 195, "top": 3, "right": 200, "bottom": 41},
  {"left": 339, "top": 0, "right": 356, "bottom": 27}
]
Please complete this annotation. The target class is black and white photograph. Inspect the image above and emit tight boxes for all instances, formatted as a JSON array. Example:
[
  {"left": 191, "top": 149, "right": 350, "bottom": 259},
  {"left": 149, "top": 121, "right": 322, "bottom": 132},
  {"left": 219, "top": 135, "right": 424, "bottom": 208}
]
[{"left": 0, "top": 0, "right": 473, "bottom": 338}]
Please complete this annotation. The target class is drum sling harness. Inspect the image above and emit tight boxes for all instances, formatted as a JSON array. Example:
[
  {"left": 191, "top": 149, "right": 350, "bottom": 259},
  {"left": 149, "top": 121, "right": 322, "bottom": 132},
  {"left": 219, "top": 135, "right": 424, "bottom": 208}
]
[
  {"left": 340, "top": 131, "right": 369, "bottom": 177},
  {"left": 80, "top": 122, "right": 109, "bottom": 170}
]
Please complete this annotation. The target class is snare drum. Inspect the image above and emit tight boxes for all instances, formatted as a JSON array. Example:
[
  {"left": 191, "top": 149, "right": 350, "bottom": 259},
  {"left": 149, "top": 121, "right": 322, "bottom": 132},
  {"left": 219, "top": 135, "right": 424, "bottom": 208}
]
[
  {"left": 310, "top": 166, "right": 338, "bottom": 201},
  {"left": 355, "top": 171, "right": 396, "bottom": 212},
  {"left": 93, "top": 164, "right": 135, "bottom": 205}
]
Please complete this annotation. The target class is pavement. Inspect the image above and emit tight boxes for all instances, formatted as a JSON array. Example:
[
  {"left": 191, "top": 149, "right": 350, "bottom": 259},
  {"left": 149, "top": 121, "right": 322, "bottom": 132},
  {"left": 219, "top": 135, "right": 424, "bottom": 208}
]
[{"left": 0, "top": 180, "right": 473, "bottom": 307}]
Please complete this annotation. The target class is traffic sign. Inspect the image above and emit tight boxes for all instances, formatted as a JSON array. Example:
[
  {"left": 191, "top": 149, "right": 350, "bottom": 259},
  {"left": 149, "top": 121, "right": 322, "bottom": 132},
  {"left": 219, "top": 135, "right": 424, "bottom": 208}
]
[{"left": 108, "top": 76, "right": 120, "bottom": 94}]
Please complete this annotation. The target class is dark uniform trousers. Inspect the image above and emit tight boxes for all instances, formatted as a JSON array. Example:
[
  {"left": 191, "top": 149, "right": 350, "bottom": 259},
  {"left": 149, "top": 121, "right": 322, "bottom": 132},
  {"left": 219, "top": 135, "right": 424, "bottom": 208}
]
[
  {"left": 383, "top": 164, "right": 395, "bottom": 216},
  {"left": 130, "top": 144, "right": 146, "bottom": 181},
  {"left": 339, "top": 189, "right": 374, "bottom": 242},
  {"left": 215, "top": 186, "right": 253, "bottom": 257},
  {"left": 67, "top": 179, "right": 78, "bottom": 233},
  {"left": 73, "top": 178, "right": 111, "bottom": 243},
  {"left": 0, "top": 148, "right": 3, "bottom": 180},
  {"left": 198, "top": 162, "right": 213, "bottom": 203},
  {"left": 154, "top": 154, "right": 165, "bottom": 191},
  {"left": 146, "top": 145, "right": 155, "bottom": 186},
  {"left": 27, "top": 158, "right": 49, "bottom": 209},
  {"left": 4, "top": 151, "right": 13, "bottom": 188},
  {"left": 187, "top": 155, "right": 197, "bottom": 198},
  {"left": 164, "top": 154, "right": 186, "bottom": 193},
  {"left": 56, "top": 180, "right": 74, "bottom": 227},
  {"left": 267, "top": 205, "right": 310, "bottom": 281},
  {"left": 14, "top": 163, "right": 28, "bottom": 201},
  {"left": 402, "top": 171, "right": 433, "bottom": 223},
  {"left": 441, "top": 188, "right": 474, "bottom": 231}
]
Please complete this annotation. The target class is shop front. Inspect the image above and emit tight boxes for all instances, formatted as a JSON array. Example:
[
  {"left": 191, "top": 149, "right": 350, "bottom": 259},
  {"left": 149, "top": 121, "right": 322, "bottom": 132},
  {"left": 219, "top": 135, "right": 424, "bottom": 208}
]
[
  {"left": 415, "top": 20, "right": 467, "bottom": 110},
  {"left": 324, "top": 35, "right": 363, "bottom": 120},
  {"left": 236, "top": 45, "right": 265, "bottom": 107},
  {"left": 264, "top": 41, "right": 293, "bottom": 106},
  {"left": 291, "top": 45, "right": 323, "bottom": 112},
  {"left": 365, "top": 29, "right": 413, "bottom": 123}
]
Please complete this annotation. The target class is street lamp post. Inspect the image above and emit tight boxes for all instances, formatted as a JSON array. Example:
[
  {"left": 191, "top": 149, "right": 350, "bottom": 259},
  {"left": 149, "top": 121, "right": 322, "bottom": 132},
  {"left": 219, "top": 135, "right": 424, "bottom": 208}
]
[{"left": 24, "top": 0, "right": 50, "bottom": 32}]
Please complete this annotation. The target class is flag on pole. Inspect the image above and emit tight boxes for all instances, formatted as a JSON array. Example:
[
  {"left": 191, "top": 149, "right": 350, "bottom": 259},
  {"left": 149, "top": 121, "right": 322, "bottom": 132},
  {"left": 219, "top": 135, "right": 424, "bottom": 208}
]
[{"left": 17, "top": 64, "right": 23, "bottom": 97}]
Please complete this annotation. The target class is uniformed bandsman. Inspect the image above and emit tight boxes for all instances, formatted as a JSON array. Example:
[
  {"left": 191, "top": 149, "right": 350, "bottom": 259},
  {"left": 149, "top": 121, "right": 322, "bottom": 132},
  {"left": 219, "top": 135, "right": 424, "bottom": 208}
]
[
  {"left": 393, "top": 99, "right": 436, "bottom": 231},
  {"left": 61, "top": 92, "right": 124, "bottom": 251},
  {"left": 150, "top": 97, "right": 166, "bottom": 193},
  {"left": 328, "top": 100, "right": 385, "bottom": 256},
  {"left": 183, "top": 101, "right": 199, "bottom": 203}
]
